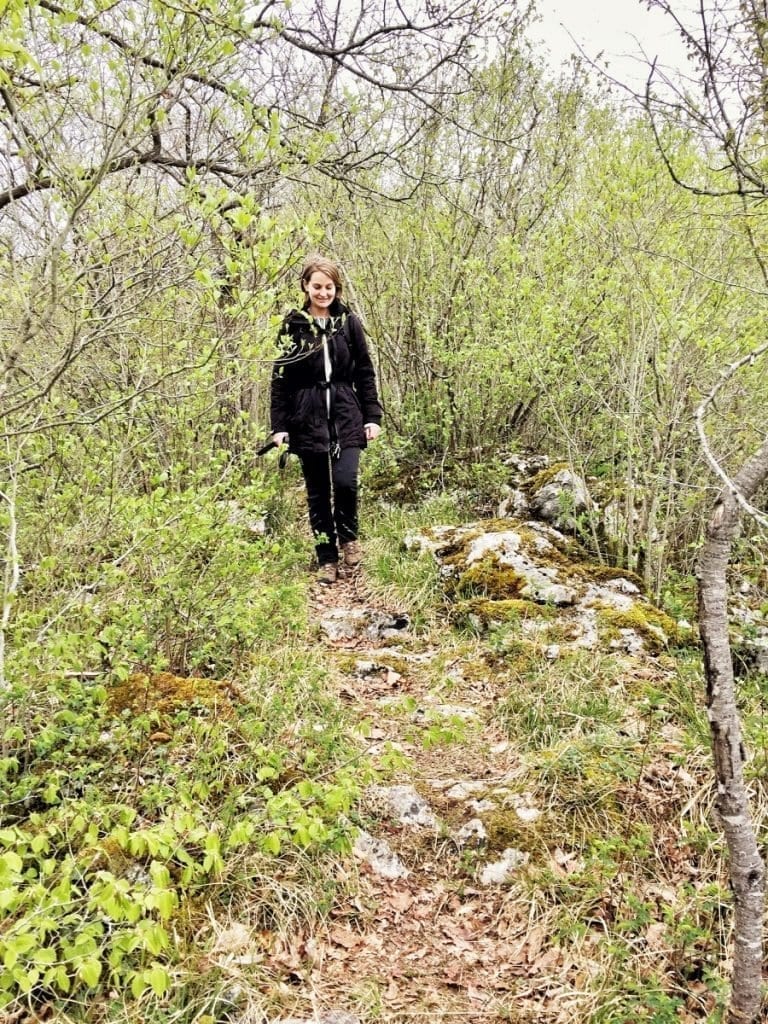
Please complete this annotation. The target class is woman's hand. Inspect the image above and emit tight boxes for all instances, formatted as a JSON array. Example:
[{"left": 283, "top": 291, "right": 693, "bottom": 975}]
[
  {"left": 272, "top": 432, "right": 289, "bottom": 446},
  {"left": 364, "top": 423, "right": 381, "bottom": 442}
]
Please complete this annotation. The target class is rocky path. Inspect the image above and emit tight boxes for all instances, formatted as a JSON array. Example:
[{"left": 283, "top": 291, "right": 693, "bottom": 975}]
[{"left": 274, "top": 565, "right": 576, "bottom": 1024}]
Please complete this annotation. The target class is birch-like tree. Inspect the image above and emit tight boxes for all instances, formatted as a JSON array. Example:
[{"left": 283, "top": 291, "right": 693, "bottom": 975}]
[{"left": 644, "top": 2, "right": 768, "bottom": 1018}]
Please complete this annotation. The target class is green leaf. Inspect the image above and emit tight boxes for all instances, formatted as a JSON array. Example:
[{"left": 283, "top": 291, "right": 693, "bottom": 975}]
[
  {"left": 0, "top": 851, "right": 23, "bottom": 875},
  {"left": 147, "top": 963, "right": 170, "bottom": 997},
  {"left": 0, "top": 888, "right": 19, "bottom": 910},
  {"left": 32, "top": 947, "right": 57, "bottom": 966},
  {"left": 154, "top": 889, "right": 177, "bottom": 920},
  {"left": 78, "top": 959, "right": 102, "bottom": 988},
  {"left": 54, "top": 965, "right": 71, "bottom": 992},
  {"left": 262, "top": 831, "right": 281, "bottom": 855},
  {"left": 130, "top": 970, "right": 148, "bottom": 999}
]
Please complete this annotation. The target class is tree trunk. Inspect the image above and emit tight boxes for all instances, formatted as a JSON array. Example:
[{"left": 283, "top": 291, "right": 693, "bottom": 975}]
[{"left": 697, "top": 436, "right": 768, "bottom": 1023}]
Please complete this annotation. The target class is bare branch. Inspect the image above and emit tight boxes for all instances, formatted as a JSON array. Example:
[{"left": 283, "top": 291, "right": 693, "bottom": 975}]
[{"left": 694, "top": 341, "right": 768, "bottom": 528}]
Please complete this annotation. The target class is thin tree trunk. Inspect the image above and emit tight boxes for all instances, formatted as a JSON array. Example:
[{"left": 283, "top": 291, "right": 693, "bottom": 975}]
[{"left": 697, "top": 436, "right": 768, "bottom": 1023}]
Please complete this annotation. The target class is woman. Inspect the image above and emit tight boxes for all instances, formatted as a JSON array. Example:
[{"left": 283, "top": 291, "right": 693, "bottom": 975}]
[{"left": 270, "top": 255, "right": 383, "bottom": 585}]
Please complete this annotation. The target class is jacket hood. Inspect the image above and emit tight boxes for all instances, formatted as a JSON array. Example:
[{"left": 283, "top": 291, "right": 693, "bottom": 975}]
[{"left": 281, "top": 300, "right": 350, "bottom": 337}]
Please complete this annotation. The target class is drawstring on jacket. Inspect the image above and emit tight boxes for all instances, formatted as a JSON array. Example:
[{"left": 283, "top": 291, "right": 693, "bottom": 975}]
[{"left": 317, "top": 317, "right": 341, "bottom": 461}]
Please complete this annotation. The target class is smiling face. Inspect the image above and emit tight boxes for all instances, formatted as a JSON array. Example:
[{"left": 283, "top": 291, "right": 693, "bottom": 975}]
[{"left": 303, "top": 270, "right": 337, "bottom": 318}]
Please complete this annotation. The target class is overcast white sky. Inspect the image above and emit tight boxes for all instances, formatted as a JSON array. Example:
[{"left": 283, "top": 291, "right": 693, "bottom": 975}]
[{"left": 528, "top": 0, "right": 693, "bottom": 87}]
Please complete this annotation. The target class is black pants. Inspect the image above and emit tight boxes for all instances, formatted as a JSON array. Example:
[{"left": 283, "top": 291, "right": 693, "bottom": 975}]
[{"left": 299, "top": 448, "right": 361, "bottom": 566}]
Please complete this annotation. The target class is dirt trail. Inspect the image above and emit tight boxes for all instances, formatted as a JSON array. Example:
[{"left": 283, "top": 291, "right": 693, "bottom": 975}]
[{"left": 288, "top": 567, "right": 574, "bottom": 1024}]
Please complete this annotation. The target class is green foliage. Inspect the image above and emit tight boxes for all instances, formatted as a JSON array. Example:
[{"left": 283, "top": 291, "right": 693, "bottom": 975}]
[
  {"left": 10, "top": 466, "right": 307, "bottom": 680},
  {"left": 0, "top": 645, "right": 359, "bottom": 1013},
  {"left": 0, "top": 458, "right": 361, "bottom": 1016}
]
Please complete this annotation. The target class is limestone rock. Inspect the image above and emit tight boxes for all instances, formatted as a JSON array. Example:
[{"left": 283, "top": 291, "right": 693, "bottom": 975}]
[
  {"left": 529, "top": 467, "right": 592, "bottom": 532},
  {"left": 353, "top": 830, "right": 409, "bottom": 880},
  {"left": 406, "top": 516, "right": 675, "bottom": 655},
  {"left": 480, "top": 847, "right": 529, "bottom": 885},
  {"left": 444, "top": 780, "right": 488, "bottom": 801},
  {"left": 454, "top": 818, "right": 488, "bottom": 845},
  {"left": 319, "top": 608, "right": 409, "bottom": 641},
  {"left": 365, "top": 784, "right": 438, "bottom": 829}
]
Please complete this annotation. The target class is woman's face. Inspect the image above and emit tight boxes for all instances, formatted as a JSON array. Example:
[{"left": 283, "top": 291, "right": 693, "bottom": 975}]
[{"left": 303, "top": 271, "right": 336, "bottom": 315}]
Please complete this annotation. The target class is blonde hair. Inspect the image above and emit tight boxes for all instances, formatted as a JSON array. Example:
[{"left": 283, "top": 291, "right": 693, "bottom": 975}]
[{"left": 300, "top": 254, "right": 343, "bottom": 298}]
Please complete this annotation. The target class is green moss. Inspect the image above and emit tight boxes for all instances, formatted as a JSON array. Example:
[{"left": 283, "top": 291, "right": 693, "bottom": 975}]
[
  {"left": 515, "top": 523, "right": 590, "bottom": 567},
  {"left": 596, "top": 604, "right": 683, "bottom": 651},
  {"left": 531, "top": 743, "right": 626, "bottom": 835},
  {"left": 451, "top": 597, "right": 553, "bottom": 629},
  {"left": 331, "top": 652, "right": 413, "bottom": 678},
  {"left": 483, "top": 807, "right": 545, "bottom": 854},
  {"left": 480, "top": 799, "right": 609, "bottom": 858},
  {"left": 524, "top": 461, "right": 571, "bottom": 494},
  {"left": 106, "top": 671, "right": 237, "bottom": 718},
  {"left": 438, "top": 529, "right": 484, "bottom": 567},
  {"left": 574, "top": 562, "right": 645, "bottom": 592},
  {"left": 449, "top": 558, "right": 527, "bottom": 600}
]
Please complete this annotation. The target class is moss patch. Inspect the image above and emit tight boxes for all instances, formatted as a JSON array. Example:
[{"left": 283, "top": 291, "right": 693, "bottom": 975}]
[
  {"left": 596, "top": 605, "right": 684, "bottom": 651},
  {"left": 482, "top": 807, "right": 548, "bottom": 855},
  {"left": 106, "top": 671, "right": 238, "bottom": 718},
  {"left": 451, "top": 597, "right": 553, "bottom": 630},
  {"left": 448, "top": 558, "right": 527, "bottom": 601},
  {"left": 523, "top": 462, "right": 571, "bottom": 494}
]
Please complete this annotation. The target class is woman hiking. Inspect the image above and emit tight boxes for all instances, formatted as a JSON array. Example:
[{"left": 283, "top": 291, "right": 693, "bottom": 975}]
[{"left": 270, "top": 255, "right": 383, "bottom": 585}]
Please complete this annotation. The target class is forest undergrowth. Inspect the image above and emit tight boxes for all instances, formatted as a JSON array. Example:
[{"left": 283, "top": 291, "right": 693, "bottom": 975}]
[{"left": 1, "top": 458, "right": 765, "bottom": 1024}]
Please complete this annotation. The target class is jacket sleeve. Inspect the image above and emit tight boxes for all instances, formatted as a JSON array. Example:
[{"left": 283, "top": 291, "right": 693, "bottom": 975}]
[
  {"left": 349, "top": 314, "right": 383, "bottom": 425},
  {"left": 270, "top": 326, "right": 293, "bottom": 434}
]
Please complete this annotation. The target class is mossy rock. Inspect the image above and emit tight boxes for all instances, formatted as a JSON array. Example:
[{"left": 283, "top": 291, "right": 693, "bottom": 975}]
[
  {"left": 482, "top": 807, "right": 548, "bottom": 855},
  {"left": 596, "top": 604, "right": 684, "bottom": 651},
  {"left": 106, "top": 671, "right": 237, "bottom": 718},
  {"left": 451, "top": 597, "right": 553, "bottom": 630},
  {"left": 448, "top": 557, "right": 527, "bottom": 601},
  {"left": 572, "top": 562, "right": 646, "bottom": 592},
  {"left": 438, "top": 530, "right": 485, "bottom": 566},
  {"left": 523, "top": 461, "right": 571, "bottom": 495}
]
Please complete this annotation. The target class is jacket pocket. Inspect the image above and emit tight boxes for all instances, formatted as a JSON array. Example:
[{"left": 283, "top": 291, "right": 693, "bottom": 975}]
[{"left": 290, "top": 388, "right": 313, "bottom": 427}]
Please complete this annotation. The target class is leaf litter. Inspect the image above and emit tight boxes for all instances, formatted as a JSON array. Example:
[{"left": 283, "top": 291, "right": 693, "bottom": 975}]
[{"left": 256, "top": 563, "right": 723, "bottom": 1024}]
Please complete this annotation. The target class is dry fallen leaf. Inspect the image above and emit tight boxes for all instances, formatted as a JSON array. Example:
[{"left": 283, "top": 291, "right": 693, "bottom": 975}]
[
  {"left": 329, "top": 925, "right": 362, "bottom": 950},
  {"left": 645, "top": 921, "right": 667, "bottom": 950},
  {"left": 389, "top": 890, "right": 414, "bottom": 913}
]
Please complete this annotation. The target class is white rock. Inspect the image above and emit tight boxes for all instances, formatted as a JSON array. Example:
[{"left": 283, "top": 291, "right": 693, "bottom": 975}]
[
  {"left": 444, "top": 780, "right": 488, "bottom": 801},
  {"left": 319, "top": 608, "right": 410, "bottom": 642},
  {"left": 530, "top": 468, "right": 592, "bottom": 530},
  {"left": 353, "top": 830, "right": 409, "bottom": 880},
  {"left": 454, "top": 818, "right": 488, "bottom": 845},
  {"left": 319, "top": 608, "right": 368, "bottom": 640},
  {"left": 367, "top": 785, "right": 438, "bottom": 829},
  {"left": 480, "top": 847, "right": 529, "bottom": 885},
  {"left": 497, "top": 488, "right": 530, "bottom": 519},
  {"left": 465, "top": 530, "right": 522, "bottom": 565},
  {"left": 515, "top": 805, "right": 542, "bottom": 823},
  {"left": 468, "top": 798, "right": 497, "bottom": 814},
  {"left": 431, "top": 704, "right": 479, "bottom": 722}
]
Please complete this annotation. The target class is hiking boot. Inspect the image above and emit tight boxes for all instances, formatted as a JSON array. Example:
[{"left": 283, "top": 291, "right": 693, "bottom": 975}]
[
  {"left": 317, "top": 562, "right": 338, "bottom": 585},
  {"left": 341, "top": 539, "right": 363, "bottom": 568}
]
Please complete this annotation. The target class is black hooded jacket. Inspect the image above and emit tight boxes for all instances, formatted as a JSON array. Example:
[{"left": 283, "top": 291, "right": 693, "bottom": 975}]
[{"left": 270, "top": 299, "right": 383, "bottom": 456}]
